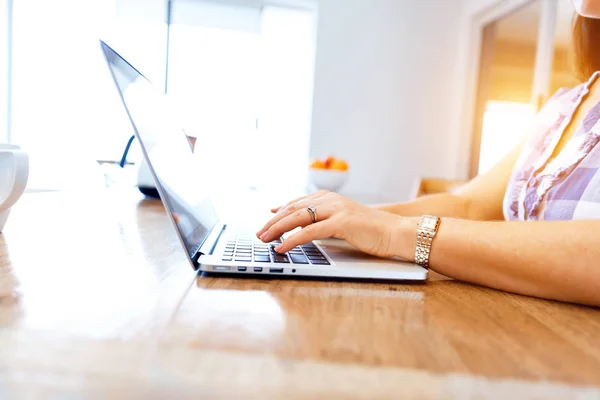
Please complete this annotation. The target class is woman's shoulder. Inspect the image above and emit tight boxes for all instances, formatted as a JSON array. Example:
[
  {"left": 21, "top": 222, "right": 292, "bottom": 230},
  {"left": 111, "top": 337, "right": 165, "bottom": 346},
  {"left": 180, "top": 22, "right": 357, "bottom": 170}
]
[
  {"left": 547, "top": 84, "right": 585, "bottom": 105},
  {"left": 533, "top": 84, "right": 587, "bottom": 126},
  {"left": 546, "top": 73, "right": 599, "bottom": 106}
]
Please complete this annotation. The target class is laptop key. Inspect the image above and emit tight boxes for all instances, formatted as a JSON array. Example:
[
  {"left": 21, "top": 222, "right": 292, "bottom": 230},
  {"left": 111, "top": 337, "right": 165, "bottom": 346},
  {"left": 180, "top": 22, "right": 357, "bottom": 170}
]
[
  {"left": 273, "top": 254, "right": 290, "bottom": 263},
  {"left": 222, "top": 257, "right": 233, "bottom": 261},
  {"left": 290, "top": 254, "right": 309, "bottom": 264},
  {"left": 305, "top": 253, "right": 322, "bottom": 258},
  {"left": 255, "top": 256, "right": 271, "bottom": 262},
  {"left": 306, "top": 252, "right": 325, "bottom": 257},
  {"left": 270, "top": 244, "right": 286, "bottom": 254},
  {"left": 310, "top": 259, "right": 330, "bottom": 265},
  {"left": 307, "top": 255, "right": 326, "bottom": 261}
]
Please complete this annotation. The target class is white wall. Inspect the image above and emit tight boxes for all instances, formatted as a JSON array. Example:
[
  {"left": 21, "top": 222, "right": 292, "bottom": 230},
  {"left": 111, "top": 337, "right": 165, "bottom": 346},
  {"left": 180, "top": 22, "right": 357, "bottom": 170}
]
[
  {"left": 310, "top": 0, "right": 467, "bottom": 201},
  {"left": 463, "top": 0, "right": 499, "bottom": 15}
]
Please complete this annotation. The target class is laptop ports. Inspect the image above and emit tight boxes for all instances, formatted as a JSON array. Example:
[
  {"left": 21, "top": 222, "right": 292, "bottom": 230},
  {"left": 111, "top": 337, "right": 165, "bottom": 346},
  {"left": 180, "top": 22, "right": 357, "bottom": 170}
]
[{"left": 269, "top": 268, "right": 284, "bottom": 273}]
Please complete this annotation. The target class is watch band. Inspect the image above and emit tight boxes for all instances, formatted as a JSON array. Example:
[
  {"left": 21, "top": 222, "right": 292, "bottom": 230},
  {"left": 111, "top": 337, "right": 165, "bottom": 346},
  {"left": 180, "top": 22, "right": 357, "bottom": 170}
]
[{"left": 415, "top": 215, "right": 441, "bottom": 268}]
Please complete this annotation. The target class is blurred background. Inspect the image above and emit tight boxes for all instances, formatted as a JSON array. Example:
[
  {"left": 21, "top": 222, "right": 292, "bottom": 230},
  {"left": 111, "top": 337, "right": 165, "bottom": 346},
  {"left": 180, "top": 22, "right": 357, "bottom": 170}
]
[{"left": 0, "top": 0, "right": 579, "bottom": 202}]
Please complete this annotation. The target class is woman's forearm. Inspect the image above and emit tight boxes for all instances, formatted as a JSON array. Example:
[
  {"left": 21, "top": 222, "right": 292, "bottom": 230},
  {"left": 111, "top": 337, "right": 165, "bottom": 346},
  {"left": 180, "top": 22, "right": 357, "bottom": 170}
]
[
  {"left": 378, "top": 144, "right": 523, "bottom": 221},
  {"left": 377, "top": 193, "right": 473, "bottom": 219},
  {"left": 392, "top": 218, "right": 600, "bottom": 306}
]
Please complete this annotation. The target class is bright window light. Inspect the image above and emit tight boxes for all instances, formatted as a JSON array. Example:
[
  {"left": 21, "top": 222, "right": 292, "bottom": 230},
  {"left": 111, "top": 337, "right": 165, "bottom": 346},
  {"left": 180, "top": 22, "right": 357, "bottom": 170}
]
[
  {"left": 479, "top": 101, "right": 536, "bottom": 174},
  {"left": 168, "top": 3, "right": 316, "bottom": 192},
  {"left": 10, "top": 0, "right": 166, "bottom": 190}
]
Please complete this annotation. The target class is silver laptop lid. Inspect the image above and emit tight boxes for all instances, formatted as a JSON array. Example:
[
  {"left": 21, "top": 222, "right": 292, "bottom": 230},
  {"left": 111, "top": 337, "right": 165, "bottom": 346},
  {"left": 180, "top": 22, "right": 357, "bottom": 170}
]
[{"left": 100, "top": 40, "right": 219, "bottom": 264}]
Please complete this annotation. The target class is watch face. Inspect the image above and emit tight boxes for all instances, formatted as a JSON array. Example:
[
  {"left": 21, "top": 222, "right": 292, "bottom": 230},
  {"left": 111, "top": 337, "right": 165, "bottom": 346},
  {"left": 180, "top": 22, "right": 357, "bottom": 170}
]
[{"left": 421, "top": 216, "right": 438, "bottom": 230}]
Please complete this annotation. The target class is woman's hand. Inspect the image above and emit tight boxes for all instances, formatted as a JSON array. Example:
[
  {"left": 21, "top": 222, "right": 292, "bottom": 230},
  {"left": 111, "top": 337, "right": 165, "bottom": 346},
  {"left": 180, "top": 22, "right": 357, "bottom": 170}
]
[{"left": 256, "top": 190, "right": 409, "bottom": 258}]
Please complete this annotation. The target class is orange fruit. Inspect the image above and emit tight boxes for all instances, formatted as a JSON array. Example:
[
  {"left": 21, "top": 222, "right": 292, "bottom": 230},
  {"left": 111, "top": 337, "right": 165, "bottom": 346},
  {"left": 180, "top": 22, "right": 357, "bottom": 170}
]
[
  {"left": 330, "top": 159, "right": 349, "bottom": 171},
  {"left": 310, "top": 159, "right": 327, "bottom": 169},
  {"left": 324, "top": 155, "right": 335, "bottom": 169}
]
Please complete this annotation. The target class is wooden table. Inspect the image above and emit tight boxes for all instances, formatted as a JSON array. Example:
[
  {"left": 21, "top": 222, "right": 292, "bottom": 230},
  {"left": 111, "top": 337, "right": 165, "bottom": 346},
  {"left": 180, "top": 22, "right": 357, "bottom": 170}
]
[{"left": 1, "top": 190, "right": 600, "bottom": 399}]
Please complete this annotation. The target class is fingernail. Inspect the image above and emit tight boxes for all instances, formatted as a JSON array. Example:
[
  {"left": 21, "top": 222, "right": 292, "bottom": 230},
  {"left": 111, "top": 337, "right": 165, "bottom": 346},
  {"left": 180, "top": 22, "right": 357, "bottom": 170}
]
[
  {"left": 260, "top": 232, "right": 268, "bottom": 241},
  {"left": 275, "top": 244, "right": 283, "bottom": 252}
]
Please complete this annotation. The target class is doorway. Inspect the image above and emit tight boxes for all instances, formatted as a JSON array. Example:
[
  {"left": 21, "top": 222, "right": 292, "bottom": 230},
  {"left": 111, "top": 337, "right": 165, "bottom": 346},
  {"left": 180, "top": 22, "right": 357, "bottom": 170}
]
[{"left": 470, "top": 0, "right": 579, "bottom": 177}]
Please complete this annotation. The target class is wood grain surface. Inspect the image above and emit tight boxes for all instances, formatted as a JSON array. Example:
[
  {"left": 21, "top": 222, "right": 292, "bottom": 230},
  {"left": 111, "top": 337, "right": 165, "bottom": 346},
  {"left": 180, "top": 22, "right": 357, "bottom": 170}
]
[{"left": 0, "top": 190, "right": 599, "bottom": 399}]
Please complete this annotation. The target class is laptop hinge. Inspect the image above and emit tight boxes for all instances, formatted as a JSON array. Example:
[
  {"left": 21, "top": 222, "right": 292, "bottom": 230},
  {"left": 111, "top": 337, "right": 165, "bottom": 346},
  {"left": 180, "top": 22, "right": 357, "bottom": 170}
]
[
  {"left": 194, "top": 223, "right": 227, "bottom": 262},
  {"left": 191, "top": 250, "right": 202, "bottom": 269}
]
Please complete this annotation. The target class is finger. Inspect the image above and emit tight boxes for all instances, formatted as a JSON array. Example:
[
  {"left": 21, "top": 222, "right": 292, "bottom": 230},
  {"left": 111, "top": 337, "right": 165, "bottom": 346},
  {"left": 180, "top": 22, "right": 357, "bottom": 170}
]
[
  {"left": 270, "top": 195, "right": 306, "bottom": 214},
  {"left": 258, "top": 198, "right": 319, "bottom": 241},
  {"left": 274, "top": 220, "right": 336, "bottom": 253},
  {"left": 269, "top": 190, "right": 329, "bottom": 214},
  {"left": 261, "top": 204, "right": 334, "bottom": 243},
  {"left": 258, "top": 193, "right": 328, "bottom": 238},
  {"left": 258, "top": 199, "right": 312, "bottom": 239}
]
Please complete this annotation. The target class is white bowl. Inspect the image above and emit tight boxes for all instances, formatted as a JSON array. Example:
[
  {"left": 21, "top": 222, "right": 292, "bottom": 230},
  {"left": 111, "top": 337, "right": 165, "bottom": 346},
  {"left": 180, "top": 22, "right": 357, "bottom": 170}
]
[{"left": 308, "top": 169, "right": 348, "bottom": 192}]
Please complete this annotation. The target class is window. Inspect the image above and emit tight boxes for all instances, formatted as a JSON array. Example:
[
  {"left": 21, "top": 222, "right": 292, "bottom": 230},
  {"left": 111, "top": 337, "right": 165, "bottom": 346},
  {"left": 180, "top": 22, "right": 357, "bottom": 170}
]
[
  {"left": 168, "top": 1, "right": 316, "bottom": 191},
  {"left": 9, "top": 0, "right": 316, "bottom": 191},
  {"left": 10, "top": 0, "right": 166, "bottom": 190}
]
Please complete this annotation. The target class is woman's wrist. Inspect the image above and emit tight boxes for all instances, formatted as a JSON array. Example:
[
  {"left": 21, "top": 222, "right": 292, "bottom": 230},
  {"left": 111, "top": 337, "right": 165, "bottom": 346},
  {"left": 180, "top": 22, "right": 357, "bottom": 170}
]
[
  {"left": 389, "top": 215, "right": 419, "bottom": 262},
  {"left": 374, "top": 203, "right": 399, "bottom": 215}
]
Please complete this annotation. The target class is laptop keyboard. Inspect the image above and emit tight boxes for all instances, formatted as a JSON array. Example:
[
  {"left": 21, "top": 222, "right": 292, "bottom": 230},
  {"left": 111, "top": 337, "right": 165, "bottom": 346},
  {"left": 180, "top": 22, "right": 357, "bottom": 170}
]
[{"left": 221, "top": 237, "right": 330, "bottom": 265}]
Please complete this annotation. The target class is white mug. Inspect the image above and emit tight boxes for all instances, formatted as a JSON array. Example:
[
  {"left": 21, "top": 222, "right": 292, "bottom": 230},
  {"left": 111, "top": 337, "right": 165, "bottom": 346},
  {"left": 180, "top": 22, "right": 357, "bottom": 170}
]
[{"left": 0, "top": 144, "right": 29, "bottom": 232}]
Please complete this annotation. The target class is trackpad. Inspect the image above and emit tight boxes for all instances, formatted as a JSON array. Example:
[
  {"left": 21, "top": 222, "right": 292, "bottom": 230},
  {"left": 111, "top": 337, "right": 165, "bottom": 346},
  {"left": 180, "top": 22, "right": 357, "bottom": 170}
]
[{"left": 318, "top": 239, "right": 402, "bottom": 264}]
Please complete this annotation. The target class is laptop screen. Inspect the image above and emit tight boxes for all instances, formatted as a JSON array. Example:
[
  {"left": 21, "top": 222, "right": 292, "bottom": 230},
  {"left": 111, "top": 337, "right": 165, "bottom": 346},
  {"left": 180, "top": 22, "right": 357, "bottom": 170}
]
[{"left": 101, "top": 41, "right": 219, "bottom": 260}]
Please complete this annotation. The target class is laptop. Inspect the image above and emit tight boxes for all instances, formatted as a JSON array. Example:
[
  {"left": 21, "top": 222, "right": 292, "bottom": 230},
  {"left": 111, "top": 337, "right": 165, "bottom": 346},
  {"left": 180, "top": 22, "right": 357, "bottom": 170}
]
[{"left": 100, "top": 40, "right": 427, "bottom": 281}]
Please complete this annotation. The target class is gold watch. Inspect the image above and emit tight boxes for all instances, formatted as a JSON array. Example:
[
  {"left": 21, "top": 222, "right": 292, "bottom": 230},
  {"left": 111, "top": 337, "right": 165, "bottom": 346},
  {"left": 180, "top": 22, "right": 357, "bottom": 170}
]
[{"left": 415, "top": 215, "right": 441, "bottom": 268}]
